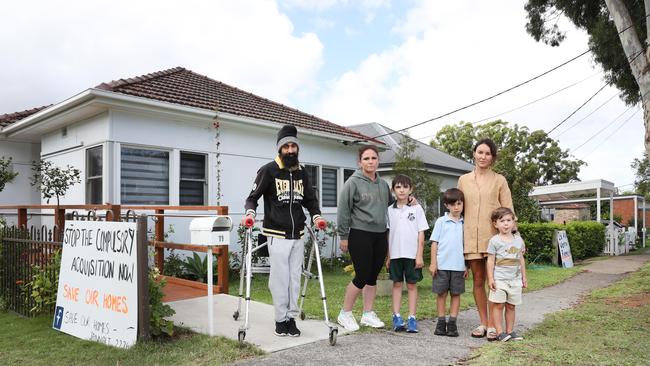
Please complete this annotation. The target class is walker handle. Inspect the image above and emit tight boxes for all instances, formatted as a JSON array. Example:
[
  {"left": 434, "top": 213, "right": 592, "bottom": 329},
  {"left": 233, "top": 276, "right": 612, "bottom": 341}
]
[
  {"left": 316, "top": 219, "right": 326, "bottom": 230},
  {"left": 244, "top": 216, "right": 255, "bottom": 228}
]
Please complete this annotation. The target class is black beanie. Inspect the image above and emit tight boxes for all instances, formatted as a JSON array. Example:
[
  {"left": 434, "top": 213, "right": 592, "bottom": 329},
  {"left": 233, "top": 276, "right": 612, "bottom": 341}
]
[{"left": 277, "top": 124, "right": 299, "bottom": 151}]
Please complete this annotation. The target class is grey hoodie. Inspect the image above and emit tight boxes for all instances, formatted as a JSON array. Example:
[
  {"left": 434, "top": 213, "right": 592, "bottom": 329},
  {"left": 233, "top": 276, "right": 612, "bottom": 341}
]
[{"left": 337, "top": 169, "right": 392, "bottom": 240}]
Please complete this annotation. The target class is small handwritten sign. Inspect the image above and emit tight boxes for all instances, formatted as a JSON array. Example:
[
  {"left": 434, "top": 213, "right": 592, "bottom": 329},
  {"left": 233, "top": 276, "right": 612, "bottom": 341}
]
[
  {"left": 554, "top": 230, "right": 574, "bottom": 268},
  {"left": 53, "top": 220, "right": 138, "bottom": 348}
]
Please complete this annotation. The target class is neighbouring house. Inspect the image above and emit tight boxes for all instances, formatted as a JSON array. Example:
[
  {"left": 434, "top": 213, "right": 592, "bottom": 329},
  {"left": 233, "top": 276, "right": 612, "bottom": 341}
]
[
  {"left": 548, "top": 203, "right": 591, "bottom": 224},
  {"left": 0, "top": 67, "right": 382, "bottom": 253},
  {"left": 348, "top": 122, "right": 474, "bottom": 214}
]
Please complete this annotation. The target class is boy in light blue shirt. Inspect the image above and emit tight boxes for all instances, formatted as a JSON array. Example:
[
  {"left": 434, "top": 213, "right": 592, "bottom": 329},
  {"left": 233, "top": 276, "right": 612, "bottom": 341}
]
[{"left": 429, "top": 188, "right": 467, "bottom": 337}]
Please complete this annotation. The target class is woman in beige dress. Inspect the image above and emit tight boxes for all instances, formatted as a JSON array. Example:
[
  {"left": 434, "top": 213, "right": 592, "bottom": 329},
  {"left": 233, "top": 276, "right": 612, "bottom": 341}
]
[{"left": 457, "top": 138, "right": 513, "bottom": 341}]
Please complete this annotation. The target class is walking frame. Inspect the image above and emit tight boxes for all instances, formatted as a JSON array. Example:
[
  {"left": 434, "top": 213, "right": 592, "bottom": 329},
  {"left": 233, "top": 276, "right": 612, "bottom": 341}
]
[{"left": 233, "top": 219, "right": 338, "bottom": 346}]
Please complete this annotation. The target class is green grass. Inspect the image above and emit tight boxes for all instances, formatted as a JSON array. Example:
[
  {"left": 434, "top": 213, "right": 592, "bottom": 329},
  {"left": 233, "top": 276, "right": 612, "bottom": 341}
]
[
  {"left": 229, "top": 263, "right": 582, "bottom": 327},
  {"left": 468, "top": 261, "right": 650, "bottom": 366},
  {"left": 0, "top": 313, "right": 262, "bottom": 366}
]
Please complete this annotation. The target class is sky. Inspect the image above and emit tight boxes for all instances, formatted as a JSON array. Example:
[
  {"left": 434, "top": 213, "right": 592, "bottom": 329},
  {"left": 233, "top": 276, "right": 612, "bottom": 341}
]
[{"left": 0, "top": 0, "right": 644, "bottom": 191}]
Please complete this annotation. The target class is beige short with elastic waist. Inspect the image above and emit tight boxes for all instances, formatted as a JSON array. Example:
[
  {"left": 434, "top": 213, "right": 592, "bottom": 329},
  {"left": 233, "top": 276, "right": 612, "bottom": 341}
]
[{"left": 488, "top": 279, "right": 522, "bottom": 305}]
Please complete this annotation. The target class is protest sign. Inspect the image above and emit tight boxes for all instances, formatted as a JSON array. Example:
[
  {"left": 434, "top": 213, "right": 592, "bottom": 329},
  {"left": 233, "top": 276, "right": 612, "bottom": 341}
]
[{"left": 53, "top": 220, "right": 138, "bottom": 348}]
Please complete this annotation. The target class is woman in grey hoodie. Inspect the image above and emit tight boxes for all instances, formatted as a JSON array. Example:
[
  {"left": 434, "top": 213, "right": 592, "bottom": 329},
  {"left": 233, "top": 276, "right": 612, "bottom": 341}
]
[{"left": 336, "top": 145, "right": 392, "bottom": 331}]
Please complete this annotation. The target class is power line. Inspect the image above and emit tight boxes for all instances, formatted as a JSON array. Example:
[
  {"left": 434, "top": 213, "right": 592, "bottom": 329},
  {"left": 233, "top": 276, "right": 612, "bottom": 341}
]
[
  {"left": 570, "top": 106, "right": 634, "bottom": 152},
  {"left": 554, "top": 91, "right": 619, "bottom": 138},
  {"left": 414, "top": 72, "right": 601, "bottom": 141},
  {"left": 546, "top": 83, "right": 609, "bottom": 135},
  {"left": 580, "top": 108, "right": 642, "bottom": 160},
  {"left": 471, "top": 72, "right": 601, "bottom": 126},
  {"left": 361, "top": 13, "right": 650, "bottom": 142}
]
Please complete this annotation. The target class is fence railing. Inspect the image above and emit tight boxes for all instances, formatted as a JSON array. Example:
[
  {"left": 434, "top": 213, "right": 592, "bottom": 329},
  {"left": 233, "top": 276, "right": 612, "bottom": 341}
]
[
  {"left": 0, "top": 204, "right": 231, "bottom": 299},
  {"left": 0, "top": 225, "right": 62, "bottom": 316}
]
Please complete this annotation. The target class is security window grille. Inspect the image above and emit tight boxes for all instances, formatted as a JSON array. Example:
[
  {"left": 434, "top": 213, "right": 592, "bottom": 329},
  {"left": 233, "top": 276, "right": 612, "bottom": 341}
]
[
  {"left": 304, "top": 165, "right": 319, "bottom": 202},
  {"left": 321, "top": 167, "right": 338, "bottom": 207},
  {"left": 180, "top": 152, "right": 206, "bottom": 205},
  {"left": 121, "top": 147, "right": 169, "bottom": 205},
  {"left": 86, "top": 146, "right": 102, "bottom": 204}
]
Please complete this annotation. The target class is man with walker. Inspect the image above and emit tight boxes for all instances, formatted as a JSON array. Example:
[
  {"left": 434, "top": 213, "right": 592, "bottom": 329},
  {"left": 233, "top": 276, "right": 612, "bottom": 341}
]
[{"left": 242, "top": 124, "right": 326, "bottom": 337}]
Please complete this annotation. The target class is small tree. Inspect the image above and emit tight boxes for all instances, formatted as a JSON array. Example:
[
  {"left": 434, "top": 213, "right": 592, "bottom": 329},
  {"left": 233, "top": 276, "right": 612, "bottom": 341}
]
[
  {"left": 631, "top": 153, "right": 650, "bottom": 199},
  {"left": 30, "top": 160, "right": 81, "bottom": 207},
  {"left": 393, "top": 133, "right": 441, "bottom": 221},
  {"left": 0, "top": 156, "right": 19, "bottom": 192}
]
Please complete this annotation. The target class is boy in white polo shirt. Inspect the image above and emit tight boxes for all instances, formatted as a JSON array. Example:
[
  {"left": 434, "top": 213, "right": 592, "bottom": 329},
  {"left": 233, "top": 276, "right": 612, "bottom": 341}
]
[
  {"left": 429, "top": 188, "right": 467, "bottom": 337},
  {"left": 386, "top": 174, "right": 429, "bottom": 333}
]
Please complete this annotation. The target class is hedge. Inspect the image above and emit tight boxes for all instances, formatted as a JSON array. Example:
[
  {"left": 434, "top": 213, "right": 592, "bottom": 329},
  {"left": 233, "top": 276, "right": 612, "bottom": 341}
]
[{"left": 518, "top": 221, "right": 605, "bottom": 264}]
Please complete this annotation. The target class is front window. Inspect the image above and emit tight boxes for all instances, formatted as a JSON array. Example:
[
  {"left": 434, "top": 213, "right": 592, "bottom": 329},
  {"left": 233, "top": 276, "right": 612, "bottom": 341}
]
[
  {"left": 86, "top": 146, "right": 102, "bottom": 204},
  {"left": 304, "top": 165, "right": 319, "bottom": 202},
  {"left": 321, "top": 167, "right": 338, "bottom": 207},
  {"left": 120, "top": 147, "right": 169, "bottom": 205},
  {"left": 180, "top": 152, "right": 207, "bottom": 205}
]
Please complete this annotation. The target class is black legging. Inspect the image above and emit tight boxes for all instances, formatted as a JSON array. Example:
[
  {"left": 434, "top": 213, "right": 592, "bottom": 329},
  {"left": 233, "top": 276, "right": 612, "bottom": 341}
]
[{"left": 348, "top": 228, "right": 388, "bottom": 289}]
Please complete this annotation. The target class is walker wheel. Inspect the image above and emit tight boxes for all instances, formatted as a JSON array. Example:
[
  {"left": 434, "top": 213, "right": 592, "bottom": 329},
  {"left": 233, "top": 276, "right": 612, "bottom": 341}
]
[
  {"left": 300, "top": 311, "right": 306, "bottom": 320},
  {"left": 233, "top": 311, "right": 239, "bottom": 321},
  {"left": 329, "top": 328, "right": 337, "bottom": 346},
  {"left": 238, "top": 330, "right": 246, "bottom": 344}
]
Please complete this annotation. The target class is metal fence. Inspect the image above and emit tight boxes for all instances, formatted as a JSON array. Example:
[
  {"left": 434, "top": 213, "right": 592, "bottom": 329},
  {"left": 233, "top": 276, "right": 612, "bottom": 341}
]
[{"left": 0, "top": 225, "right": 62, "bottom": 317}]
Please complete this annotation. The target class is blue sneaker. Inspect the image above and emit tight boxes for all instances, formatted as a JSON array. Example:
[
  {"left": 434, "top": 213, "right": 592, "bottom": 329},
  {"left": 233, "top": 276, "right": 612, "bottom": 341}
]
[
  {"left": 392, "top": 313, "right": 405, "bottom": 331},
  {"left": 406, "top": 316, "right": 418, "bottom": 333}
]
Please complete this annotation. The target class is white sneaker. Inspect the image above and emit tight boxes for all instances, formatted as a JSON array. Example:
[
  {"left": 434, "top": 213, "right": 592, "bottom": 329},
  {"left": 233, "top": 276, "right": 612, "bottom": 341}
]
[
  {"left": 337, "top": 310, "right": 360, "bottom": 331},
  {"left": 360, "top": 311, "right": 385, "bottom": 328}
]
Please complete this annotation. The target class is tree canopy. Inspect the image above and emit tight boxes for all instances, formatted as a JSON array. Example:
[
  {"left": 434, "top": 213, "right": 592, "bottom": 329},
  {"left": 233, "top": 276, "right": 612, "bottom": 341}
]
[
  {"left": 0, "top": 156, "right": 19, "bottom": 193},
  {"left": 631, "top": 152, "right": 650, "bottom": 198},
  {"left": 393, "top": 133, "right": 441, "bottom": 221},
  {"left": 525, "top": 0, "right": 646, "bottom": 105},
  {"left": 431, "top": 120, "right": 585, "bottom": 222}
]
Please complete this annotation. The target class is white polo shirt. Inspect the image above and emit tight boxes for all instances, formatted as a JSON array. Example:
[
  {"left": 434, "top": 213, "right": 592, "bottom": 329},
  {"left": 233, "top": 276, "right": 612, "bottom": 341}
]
[{"left": 387, "top": 202, "right": 429, "bottom": 259}]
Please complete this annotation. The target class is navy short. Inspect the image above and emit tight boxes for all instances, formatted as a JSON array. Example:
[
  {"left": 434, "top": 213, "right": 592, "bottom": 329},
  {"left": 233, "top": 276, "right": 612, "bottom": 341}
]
[{"left": 389, "top": 258, "right": 423, "bottom": 284}]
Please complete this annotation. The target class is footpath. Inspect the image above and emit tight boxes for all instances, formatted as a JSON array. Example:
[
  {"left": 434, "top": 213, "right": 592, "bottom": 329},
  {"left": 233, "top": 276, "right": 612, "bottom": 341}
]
[{"left": 233, "top": 251, "right": 650, "bottom": 366}]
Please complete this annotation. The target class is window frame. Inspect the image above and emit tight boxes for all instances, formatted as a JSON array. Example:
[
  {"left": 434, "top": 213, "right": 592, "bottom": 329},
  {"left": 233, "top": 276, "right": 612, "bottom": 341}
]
[
  {"left": 179, "top": 151, "right": 208, "bottom": 206},
  {"left": 85, "top": 145, "right": 103, "bottom": 204}
]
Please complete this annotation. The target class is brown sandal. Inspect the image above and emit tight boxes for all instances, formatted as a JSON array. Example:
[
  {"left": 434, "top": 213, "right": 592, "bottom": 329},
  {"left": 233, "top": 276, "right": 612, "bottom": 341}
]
[{"left": 471, "top": 325, "right": 487, "bottom": 338}]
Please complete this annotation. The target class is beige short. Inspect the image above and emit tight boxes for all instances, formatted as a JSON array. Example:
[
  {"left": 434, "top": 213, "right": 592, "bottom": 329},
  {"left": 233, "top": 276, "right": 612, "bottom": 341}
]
[{"left": 489, "top": 279, "right": 522, "bottom": 305}]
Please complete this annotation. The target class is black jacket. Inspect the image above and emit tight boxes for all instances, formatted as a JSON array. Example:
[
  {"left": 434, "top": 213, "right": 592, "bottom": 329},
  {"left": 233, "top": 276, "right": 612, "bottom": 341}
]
[{"left": 245, "top": 156, "right": 322, "bottom": 239}]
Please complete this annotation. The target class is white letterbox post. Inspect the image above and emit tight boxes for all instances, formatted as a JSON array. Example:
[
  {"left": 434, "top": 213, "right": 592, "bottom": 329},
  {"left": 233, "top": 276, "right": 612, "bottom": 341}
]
[{"left": 189, "top": 216, "right": 232, "bottom": 336}]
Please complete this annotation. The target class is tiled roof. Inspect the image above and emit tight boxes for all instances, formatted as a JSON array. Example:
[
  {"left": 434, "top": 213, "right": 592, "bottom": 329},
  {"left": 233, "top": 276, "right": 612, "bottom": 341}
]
[
  {"left": 0, "top": 105, "right": 52, "bottom": 128},
  {"left": 96, "top": 67, "right": 378, "bottom": 142}
]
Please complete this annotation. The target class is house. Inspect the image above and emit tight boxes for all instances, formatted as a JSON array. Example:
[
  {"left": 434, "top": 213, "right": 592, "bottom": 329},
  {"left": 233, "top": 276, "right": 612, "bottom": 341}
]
[
  {"left": 348, "top": 122, "right": 474, "bottom": 214},
  {"left": 0, "top": 67, "right": 380, "bottom": 251}
]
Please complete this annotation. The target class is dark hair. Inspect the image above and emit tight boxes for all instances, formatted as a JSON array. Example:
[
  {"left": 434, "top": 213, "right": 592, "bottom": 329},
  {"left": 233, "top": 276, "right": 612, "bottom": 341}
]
[
  {"left": 391, "top": 174, "right": 412, "bottom": 189},
  {"left": 473, "top": 138, "right": 497, "bottom": 160},
  {"left": 442, "top": 188, "right": 464, "bottom": 205},
  {"left": 491, "top": 207, "right": 515, "bottom": 222},
  {"left": 358, "top": 145, "right": 379, "bottom": 160}
]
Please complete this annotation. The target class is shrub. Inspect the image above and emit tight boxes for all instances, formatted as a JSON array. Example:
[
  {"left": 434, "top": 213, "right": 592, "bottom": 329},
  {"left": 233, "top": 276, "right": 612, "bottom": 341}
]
[
  {"left": 28, "top": 249, "right": 61, "bottom": 314},
  {"left": 149, "top": 267, "right": 175, "bottom": 337},
  {"left": 162, "top": 249, "right": 185, "bottom": 278},
  {"left": 518, "top": 221, "right": 605, "bottom": 264}
]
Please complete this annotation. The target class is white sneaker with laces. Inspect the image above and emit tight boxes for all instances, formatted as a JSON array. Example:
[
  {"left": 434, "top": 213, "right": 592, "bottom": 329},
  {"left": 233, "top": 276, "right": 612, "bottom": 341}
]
[
  {"left": 360, "top": 311, "right": 385, "bottom": 328},
  {"left": 337, "top": 310, "right": 360, "bottom": 331}
]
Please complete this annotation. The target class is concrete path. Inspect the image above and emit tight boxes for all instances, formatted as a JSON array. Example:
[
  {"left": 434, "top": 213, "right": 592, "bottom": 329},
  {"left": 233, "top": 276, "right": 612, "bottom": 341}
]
[
  {"left": 167, "top": 293, "right": 351, "bottom": 352},
  {"left": 232, "top": 251, "right": 650, "bottom": 366}
]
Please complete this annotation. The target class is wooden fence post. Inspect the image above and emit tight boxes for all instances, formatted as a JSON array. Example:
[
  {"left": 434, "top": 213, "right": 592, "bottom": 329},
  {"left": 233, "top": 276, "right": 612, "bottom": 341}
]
[
  {"left": 54, "top": 208, "right": 65, "bottom": 242},
  {"left": 217, "top": 206, "right": 229, "bottom": 293},
  {"left": 155, "top": 209, "right": 164, "bottom": 272},
  {"left": 109, "top": 204, "right": 121, "bottom": 222},
  {"left": 137, "top": 215, "right": 151, "bottom": 340},
  {"left": 17, "top": 208, "right": 27, "bottom": 229}
]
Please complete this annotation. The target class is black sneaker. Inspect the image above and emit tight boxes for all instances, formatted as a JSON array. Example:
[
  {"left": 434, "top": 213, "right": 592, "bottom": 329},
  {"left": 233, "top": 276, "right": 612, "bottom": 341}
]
[
  {"left": 446, "top": 320, "right": 459, "bottom": 337},
  {"left": 274, "top": 321, "right": 288, "bottom": 336},
  {"left": 286, "top": 318, "right": 301, "bottom": 337},
  {"left": 434, "top": 318, "right": 447, "bottom": 336}
]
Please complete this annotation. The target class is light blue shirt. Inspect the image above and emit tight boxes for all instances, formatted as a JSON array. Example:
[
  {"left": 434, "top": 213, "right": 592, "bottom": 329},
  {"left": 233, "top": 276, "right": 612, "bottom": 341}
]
[{"left": 430, "top": 213, "right": 465, "bottom": 271}]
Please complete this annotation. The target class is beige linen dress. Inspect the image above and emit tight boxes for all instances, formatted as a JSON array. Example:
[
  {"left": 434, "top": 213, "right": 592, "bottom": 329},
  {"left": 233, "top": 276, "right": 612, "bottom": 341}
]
[{"left": 457, "top": 170, "right": 514, "bottom": 260}]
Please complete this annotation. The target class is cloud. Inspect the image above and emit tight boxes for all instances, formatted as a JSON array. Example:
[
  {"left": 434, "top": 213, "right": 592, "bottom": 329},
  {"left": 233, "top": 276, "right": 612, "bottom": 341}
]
[
  {"left": 313, "top": 0, "right": 644, "bottom": 187},
  {"left": 0, "top": 0, "right": 324, "bottom": 113}
]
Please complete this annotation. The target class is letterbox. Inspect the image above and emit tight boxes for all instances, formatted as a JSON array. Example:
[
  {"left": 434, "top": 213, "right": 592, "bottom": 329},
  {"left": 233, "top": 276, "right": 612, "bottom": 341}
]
[{"left": 189, "top": 216, "right": 232, "bottom": 246}]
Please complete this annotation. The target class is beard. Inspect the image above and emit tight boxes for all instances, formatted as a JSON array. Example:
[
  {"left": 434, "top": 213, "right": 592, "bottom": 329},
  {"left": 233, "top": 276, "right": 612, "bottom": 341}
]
[{"left": 280, "top": 152, "right": 299, "bottom": 168}]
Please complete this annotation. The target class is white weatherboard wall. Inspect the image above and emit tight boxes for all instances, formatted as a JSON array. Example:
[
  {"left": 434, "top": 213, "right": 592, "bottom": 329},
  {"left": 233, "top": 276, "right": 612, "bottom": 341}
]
[{"left": 0, "top": 139, "right": 41, "bottom": 225}]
